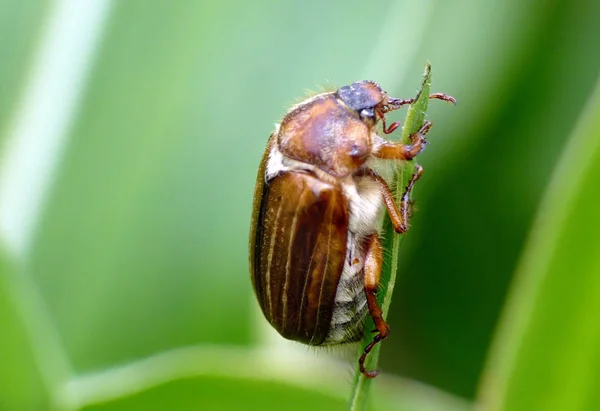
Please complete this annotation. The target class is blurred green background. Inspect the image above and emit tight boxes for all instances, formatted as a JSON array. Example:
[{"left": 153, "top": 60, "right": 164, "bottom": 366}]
[{"left": 1, "top": 1, "right": 599, "bottom": 410}]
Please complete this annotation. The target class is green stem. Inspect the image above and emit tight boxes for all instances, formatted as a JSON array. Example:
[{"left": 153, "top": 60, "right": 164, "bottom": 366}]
[{"left": 349, "top": 62, "right": 433, "bottom": 411}]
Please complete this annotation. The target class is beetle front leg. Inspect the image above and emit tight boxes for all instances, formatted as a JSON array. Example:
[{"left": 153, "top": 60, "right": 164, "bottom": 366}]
[
  {"left": 359, "top": 232, "right": 390, "bottom": 378},
  {"left": 373, "top": 120, "right": 432, "bottom": 161}
]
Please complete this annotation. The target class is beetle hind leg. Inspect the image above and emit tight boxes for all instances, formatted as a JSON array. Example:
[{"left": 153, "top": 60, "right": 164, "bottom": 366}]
[{"left": 359, "top": 233, "right": 390, "bottom": 378}]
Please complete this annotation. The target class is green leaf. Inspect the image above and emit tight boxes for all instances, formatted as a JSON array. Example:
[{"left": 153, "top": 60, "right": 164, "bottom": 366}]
[
  {"left": 37, "top": 344, "right": 469, "bottom": 411},
  {"left": 349, "top": 62, "right": 434, "bottom": 410},
  {"left": 477, "top": 76, "right": 600, "bottom": 411},
  {"left": 0, "top": 0, "right": 48, "bottom": 146},
  {"left": 81, "top": 376, "right": 345, "bottom": 411},
  {"left": 0, "top": 252, "right": 49, "bottom": 411}
]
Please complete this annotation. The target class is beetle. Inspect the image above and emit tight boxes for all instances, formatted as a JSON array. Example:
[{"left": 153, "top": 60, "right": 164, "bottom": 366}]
[{"left": 249, "top": 80, "right": 455, "bottom": 377}]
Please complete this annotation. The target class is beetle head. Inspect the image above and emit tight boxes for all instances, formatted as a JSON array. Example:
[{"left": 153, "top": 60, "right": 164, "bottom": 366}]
[{"left": 336, "top": 81, "right": 384, "bottom": 123}]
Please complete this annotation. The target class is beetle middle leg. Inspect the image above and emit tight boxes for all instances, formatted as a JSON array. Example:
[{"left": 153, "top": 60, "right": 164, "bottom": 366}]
[
  {"left": 359, "top": 232, "right": 390, "bottom": 378},
  {"left": 362, "top": 167, "right": 424, "bottom": 234},
  {"left": 400, "top": 164, "right": 424, "bottom": 229}
]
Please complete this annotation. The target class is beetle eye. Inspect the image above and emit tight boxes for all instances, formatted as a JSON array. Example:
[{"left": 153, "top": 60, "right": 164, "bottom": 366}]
[{"left": 360, "top": 107, "right": 375, "bottom": 118}]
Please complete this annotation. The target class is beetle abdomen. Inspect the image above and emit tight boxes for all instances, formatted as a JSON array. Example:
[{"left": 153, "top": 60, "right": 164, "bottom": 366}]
[
  {"left": 251, "top": 170, "right": 349, "bottom": 345},
  {"left": 323, "top": 260, "right": 369, "bottom": 345}
]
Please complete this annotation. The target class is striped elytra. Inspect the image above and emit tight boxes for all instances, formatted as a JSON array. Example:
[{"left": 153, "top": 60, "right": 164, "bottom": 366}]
[
  {"left": 252, "top": 150, "right": 349, "bottom": 345},
  {"left": 249, "top": 80, "right": 455, "bottom": 377}
]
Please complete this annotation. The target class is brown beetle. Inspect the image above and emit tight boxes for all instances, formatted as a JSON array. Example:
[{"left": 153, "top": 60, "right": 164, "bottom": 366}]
[{"left": 249, "top": 80, "right": 454, "bottom": 377}]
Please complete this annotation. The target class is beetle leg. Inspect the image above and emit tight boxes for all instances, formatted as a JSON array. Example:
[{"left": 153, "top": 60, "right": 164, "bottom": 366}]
[
  {"left": 428, "top": 92, "right": 457, "bottom": 104},
  {"left": 373, "top": 121, "right": 432, "bottom": 161},
  {"left": 361, "top": 167, "right": 424, "bottom": 234},
  {"left": 399, "top": 164, "right": 424, "bottom": 229},
  {"left": 357, "top": 166, "right": 423, "bottom": 378},
  {"left": 369, "top": 172, "right": 404, "bottom": 233},
  {"left": 359, "top": 232, "right": 390, "bottom": 378}
]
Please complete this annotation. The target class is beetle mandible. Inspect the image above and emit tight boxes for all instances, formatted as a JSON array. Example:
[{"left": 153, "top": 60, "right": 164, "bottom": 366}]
[{"left": 249, "top": 80, "right": 455, "bottom": 377}]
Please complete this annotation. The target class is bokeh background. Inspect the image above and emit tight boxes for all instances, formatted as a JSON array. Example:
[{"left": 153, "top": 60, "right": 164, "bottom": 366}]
[{"left": 1, "top": 1, "right": 599, "bottom": 410}]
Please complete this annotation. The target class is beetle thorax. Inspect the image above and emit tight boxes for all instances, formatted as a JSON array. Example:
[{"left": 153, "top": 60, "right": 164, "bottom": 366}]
[
  {"left": 277, "top": 93, "right": 373, "bottom": 178},
  {"left": 267, "top": 127, "right": 384, "bottom": 241}
]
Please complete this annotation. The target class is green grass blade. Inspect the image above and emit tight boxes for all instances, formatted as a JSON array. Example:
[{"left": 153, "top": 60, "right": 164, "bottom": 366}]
[
  {"left": 477, "top": 75, "right": 600, "bottom": 411},
  {"left": 349, "top": 62, "right": 433, "bottom": 411}
]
